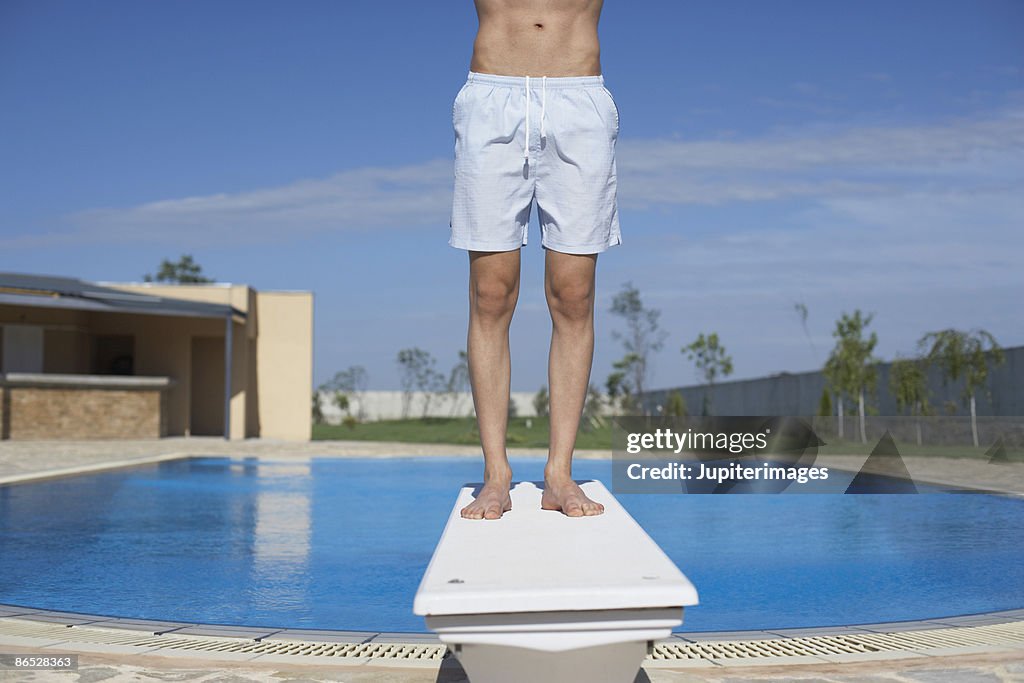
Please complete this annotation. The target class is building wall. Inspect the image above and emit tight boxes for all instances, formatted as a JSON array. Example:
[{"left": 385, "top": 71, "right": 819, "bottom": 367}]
[
  {"left": 5, "top": 386, "right": 164, "bottom": 439},
  {"left": 1, "top": 281, "right": 314, "bottom": 441},
  {"left": 256, "top": 291, "right": 313, "bottom": 440}
]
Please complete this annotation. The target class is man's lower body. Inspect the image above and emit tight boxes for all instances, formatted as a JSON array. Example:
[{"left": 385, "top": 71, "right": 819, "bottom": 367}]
[{"left": 448, "top": 71, "right": 622, "bottom": 519}]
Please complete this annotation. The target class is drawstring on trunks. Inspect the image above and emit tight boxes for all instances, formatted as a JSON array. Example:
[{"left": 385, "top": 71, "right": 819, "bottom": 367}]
[{"left": 523, "top": 75, "right": 547, "bottom": 162}]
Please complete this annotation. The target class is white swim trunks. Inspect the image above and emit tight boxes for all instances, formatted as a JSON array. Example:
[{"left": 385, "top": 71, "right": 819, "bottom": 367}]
[{"left": 449, "top": 70, "right": 622, "bottom": 254}]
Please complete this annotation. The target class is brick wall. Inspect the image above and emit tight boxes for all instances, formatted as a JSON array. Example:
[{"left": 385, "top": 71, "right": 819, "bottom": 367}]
[{"left": 5, "top": 386, "right": 165, "bottom": 440}]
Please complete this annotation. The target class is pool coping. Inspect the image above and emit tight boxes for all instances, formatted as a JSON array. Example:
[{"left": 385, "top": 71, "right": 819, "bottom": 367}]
[
  {"left": 2, "top": 601, "right": 1024, "bottom": 642},
  {"left": 2, "top": 449, "right": 1022, "bottom": 499},
  {"left": 1, "top": 604, "right": 1023, "bottom": 670}
]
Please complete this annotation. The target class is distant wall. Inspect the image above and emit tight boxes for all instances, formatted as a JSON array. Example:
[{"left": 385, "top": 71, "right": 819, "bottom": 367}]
[
  {"left": 316, "top": 390, "right": 617, "bottom": 423},
  {"left": 642, "top": 345, "right": 1023, "bottom": 417}
]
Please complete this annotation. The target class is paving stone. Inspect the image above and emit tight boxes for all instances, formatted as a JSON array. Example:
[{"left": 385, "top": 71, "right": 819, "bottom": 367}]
[
  {"left": 263, "top": 629, "right": 376, "bottom": 643},
  {"left": 163, "top": 625, "right": 283, "bottom": 639},
  {"left": 675, "top": 630, "right": 779, "bottom": 642},
  {"left": 367, "top": 633, "right": 443, "bottom": 644},
  {"left": 900, "top": 667, "right": 1002, "bottom": 682},
  {"left": 83, "top": 618, "right": 199, "bottom": 633}
]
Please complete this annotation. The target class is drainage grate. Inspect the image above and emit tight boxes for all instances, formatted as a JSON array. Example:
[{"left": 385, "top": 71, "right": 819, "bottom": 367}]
[
  {"left": 3, "top": 616, "right": 1022, "bottom": 663},
  {"left": 651, "top": 621, "right": 1024, "bottom": 660},
  {"left": 0, "top": 618, "right": 447, "bottom": 660}
]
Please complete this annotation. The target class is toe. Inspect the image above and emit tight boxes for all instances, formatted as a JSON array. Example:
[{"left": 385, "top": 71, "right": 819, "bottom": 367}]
[
  {"left": 484, "top": 504, "right": 502, "bottom": 520},
  {"left": 565, "top": 498, "right": 584, "bottom": 517}
]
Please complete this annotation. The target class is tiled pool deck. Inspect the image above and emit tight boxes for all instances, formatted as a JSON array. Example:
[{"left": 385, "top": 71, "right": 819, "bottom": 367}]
[{"left": 0, "top": 437, "right": 1022, "bottom": 681}]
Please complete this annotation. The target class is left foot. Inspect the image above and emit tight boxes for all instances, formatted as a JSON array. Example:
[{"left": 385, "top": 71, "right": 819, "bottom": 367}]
[{"left": 541, "top": 476, "right": 605, "bottom": 517}]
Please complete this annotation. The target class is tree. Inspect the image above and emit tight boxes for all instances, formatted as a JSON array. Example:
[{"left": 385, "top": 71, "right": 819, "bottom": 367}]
[
  {"left": 817, "top": 388, "right": 832, "bottom": 418},
  {"left": 823, "top": 310, "right": 878, "bottom": 443},
  {"left": 445, "top": 350, "right": 471, "bottom": 417},
  {"left": 665, "top": 390, "right": 688, "bottom": 417},
  {"left": 683, "top": 332, "right": 733, "bottom": 416},
  {"left": 332, "top": 392, "right": 350, "bottom": 418},
  {"left": 793, "top": 301, "right": 817, "bottom": 355},
  {"left": 889, "top": 355, "right": 931, "bottom": 446},
  {"left": 143, "top": 254, "right": 213, "bottom": 283},
  {"left": 606, "top": 352, "right": 642, "bottom": 415},
  {"left": 325, "top": 366, "right": 369, "bottom": 421},
  {"left": 610, "top": 283, "right": 667, "bottom": 415},
  {"left": 396, "top": 348, "right": 446, "bottom": 419},
  {"left": 917, "top": 329, "right": 1004, "bottom": 448},
  {"left": 311, "top": 390, "right": 325, "bottom": 425},
  {"left": 580, "top": 384, "right": 605, "bottom": 432},
  {"left": 533, "top": 385, "right": 550, "bottom": 418}
]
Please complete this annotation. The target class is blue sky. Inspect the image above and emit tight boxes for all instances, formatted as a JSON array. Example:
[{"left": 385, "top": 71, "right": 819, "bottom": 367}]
[{"left": 2, "top": 0, "right": 1022, "bottom": 392}]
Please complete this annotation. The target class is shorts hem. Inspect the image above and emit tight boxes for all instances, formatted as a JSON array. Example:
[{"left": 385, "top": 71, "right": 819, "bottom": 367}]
[
  {"left": 449, "top": 237, "right": 526, "bottom": 252},
  {"left": 541, "top": 234, "right": 622, "bottom": 255}
]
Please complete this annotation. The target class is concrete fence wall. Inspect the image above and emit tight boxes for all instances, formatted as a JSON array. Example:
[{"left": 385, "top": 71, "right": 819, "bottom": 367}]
[
  {"left": 641, "top": 344, "right": 1023, "bottom": 417},
  {"left": 317, "top": 390, "right": 616, "bottom": 423}
]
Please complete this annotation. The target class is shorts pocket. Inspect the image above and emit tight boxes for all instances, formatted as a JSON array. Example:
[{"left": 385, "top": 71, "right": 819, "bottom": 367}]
[
  {"left": 600, "top": 86, "right": 619, "bottom": 134},
  {"left": 453, "top": 81, "right": 472, "bottom": 120}
]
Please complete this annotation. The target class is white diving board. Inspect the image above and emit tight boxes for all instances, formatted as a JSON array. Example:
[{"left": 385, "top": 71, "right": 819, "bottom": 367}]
[{"left": 414, "top": 480, "right": 699, "bottom": 683}]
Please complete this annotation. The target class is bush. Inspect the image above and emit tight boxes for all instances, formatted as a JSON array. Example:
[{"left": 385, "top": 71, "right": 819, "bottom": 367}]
[{"left": 818, "top": 389, "right": 832, "bottom": 417}]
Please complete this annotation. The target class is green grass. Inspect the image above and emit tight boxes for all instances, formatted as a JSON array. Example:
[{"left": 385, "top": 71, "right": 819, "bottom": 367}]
[{"left": 313, "top": 416, "right": 613, "bottom": 450}]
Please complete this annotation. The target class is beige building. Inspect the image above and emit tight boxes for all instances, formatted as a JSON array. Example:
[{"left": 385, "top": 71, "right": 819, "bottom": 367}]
[{"left": 0, "top": 272, "right": 313, "bottom": 441}]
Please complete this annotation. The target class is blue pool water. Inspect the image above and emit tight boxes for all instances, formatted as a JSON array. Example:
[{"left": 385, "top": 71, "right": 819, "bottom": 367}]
[{"left": 1, "top": 456, "right": 1022, "bottom": 633}]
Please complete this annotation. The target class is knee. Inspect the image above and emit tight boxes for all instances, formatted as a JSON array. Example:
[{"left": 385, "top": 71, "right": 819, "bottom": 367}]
[
  {"left": 471, "top": 277, "right": 517, "bottom": 321},
  {"left": 547, "top": 280, "right": 594, "bottom": 323}
]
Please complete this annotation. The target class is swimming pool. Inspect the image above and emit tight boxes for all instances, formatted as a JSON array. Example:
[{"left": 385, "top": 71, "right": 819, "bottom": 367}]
[{"left": 1, "top": 456, "right": 1021, "bottom": 632}]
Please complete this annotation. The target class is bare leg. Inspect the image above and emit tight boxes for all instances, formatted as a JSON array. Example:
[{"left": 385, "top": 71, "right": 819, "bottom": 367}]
[
  {"left": 541, "top": 248, "right": 605, "bottom": 517},
  {"left": 461, "top": 249, "right": 520, "bottom": 520}
]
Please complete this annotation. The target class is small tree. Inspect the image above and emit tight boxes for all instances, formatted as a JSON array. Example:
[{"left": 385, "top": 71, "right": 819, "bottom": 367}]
[
  {"left": 665, "top": 390, "right": 687, "bottom": 417},
  {"left": 445, "top": 350, "right": 470, "bottom": 417},
  {"left": 817, "top": 388, "right": 832, "bottom": 418},
  {"left": 793, "top": 301, "right": 817, "bottom": 355},
  {"left": 683, "top": 332, "right": 733, "bottom": 416},
  {"left": 325, "top": 366, "right": 369, "bottom": 421},
  {"left": 610, "top": 283, "right": 667, "bottom": 414},
  {"left": 823, "top": 310, "right": 878, "bottom": 443},
  {"left": 533, "top": 385, "right": 550, "bottom": 418},
  {"left": 144, "top": 254, "right": 213, "bottom": 283},
  {"left": 332, "top": 392, "right": 350, "bottom": 419},
  {"left": 606, "top": 353, "right": 642, "bottom": 415},
  {"left": 396, "top": 348, "right": 446, "bottom": 419},
  {"left": 311, "top": 390, "right": 325, "bottom": 425},
  {"left": 889, "top": 355, "right": 931, "bottom": 446},
  {"left": 918, "top": 329, "right": 1004, "bottom": 447},
  {"left": 581, "top": 384, "right": 605, "bottom": 432}
]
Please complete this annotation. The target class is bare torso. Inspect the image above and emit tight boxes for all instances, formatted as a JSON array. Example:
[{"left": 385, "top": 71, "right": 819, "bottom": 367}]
[{"left": 469, "top": 0, "right": 604, "bottom": 77}]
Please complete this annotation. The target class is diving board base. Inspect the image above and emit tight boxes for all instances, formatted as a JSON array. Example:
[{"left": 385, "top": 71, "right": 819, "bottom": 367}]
[
  {"left": 429, "top": 607, "right": 683, "bottom": 682},
  {"left": 450, "top": 640, "right": 647, "bottom": 683}
]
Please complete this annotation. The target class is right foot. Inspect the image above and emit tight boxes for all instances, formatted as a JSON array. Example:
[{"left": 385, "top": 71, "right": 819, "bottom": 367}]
[{"left": 461, "top": 473, "right": 513, "bottom": 520}]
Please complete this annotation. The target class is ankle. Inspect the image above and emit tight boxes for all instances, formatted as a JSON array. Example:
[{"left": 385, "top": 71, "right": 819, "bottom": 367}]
[
  {"left": 484, "top": 463, "right": 513, "bottom": 485},
  {"left": 544, "top": 465, "right": 573, "bottom": 485}
]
